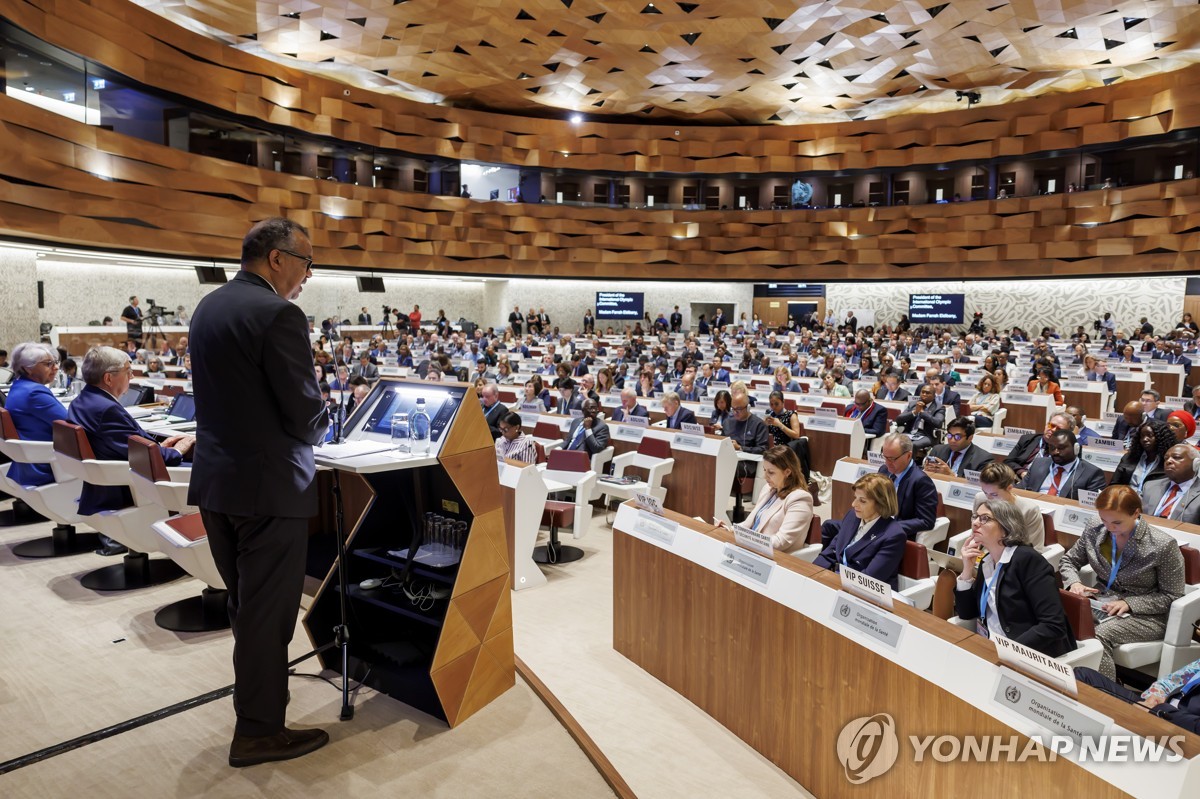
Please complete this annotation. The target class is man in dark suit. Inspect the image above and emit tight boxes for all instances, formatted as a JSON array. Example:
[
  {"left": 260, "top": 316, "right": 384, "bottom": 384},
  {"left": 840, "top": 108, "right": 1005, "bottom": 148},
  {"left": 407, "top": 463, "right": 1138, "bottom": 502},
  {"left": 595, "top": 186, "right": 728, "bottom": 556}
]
[
  {"left": 1140, "top": 389, "right": 1171, "bottom": 424},
  {"left": 479, "top": 383, "right": 507, "bottom": 440},
  {"left": 66, "top": 346, "right": 193, "bottom": 554},
  {"left": 662, "top": 392, "right": 697, "bottom": 429},
  {"left": 555, "top": 378, "right": 584, "bottom": 415},
  {"left": 564, "top": 399, "right": 610, "bottom": 455},
  {"left": 669, "top": 305, "right": 683, "bottom": 333},
  {"left": 924, "top": 417, "right": 991, "bottom": 478},
  {"left": 878, "top": 432, "right": 939, "bottom": 540},
  {"left": 927, "top": 374, "right": 961, "bottom": 417},
  {"left": 1112, "top": 399, "right": 1149, "bottom": 445},
  {"left": 1017, "top": 429, "right": 1106, "bottom": 500},
  {"left": 875, "top": 374, "right": 910, "bottom": 403},
  {"left": 1004, "top": 412, "right": 1074, "bottom": 479},
  {"left": 846, "top": 390, "right": 888, "bottom": 438},
  {"left": 357, "top": 306, "right": 372, "bottom": 325},
  {"left": 188, "top": 219, "right": 330, "bottom": 767},
  {"left": 711, "top": 307, "right": 726, "bottom": 331},
  {"left": 894, "top": 384, "right": 945, "bottom": 452},
  {"left": 611, "top": 388, "right": 649, "bottom": 422},
  {"left": 1142, "top": 444, "right": 1200, "bottom": 524},
  {"left": 845, "top": 311, "right": 858, "bottom": 334},
  {"left": 1185, "top": 386, "right": 1200, "bottom": 423},
  {"left": 1086, "top": 359, "right": 1118, "bottom": 393},
  {"left": 509, "top": 305, "right": 524, "bottom": 336}
]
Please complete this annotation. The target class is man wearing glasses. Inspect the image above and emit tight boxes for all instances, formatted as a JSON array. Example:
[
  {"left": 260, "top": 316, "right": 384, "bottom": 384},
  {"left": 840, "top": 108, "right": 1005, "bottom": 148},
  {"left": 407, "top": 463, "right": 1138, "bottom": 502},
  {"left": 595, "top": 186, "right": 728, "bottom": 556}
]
[
  {"left": 924, "top": 417, "right": 991, "bottom": 478},
  {"left": 1003, "top": 411, "right": 1074, "bottom": 480},
  {"left": 66, "top": 346, "right": 194, "bottom": 554},
  {"left": 877, "top": 432, "right": 938, "bottom": 541},
  {"left": 188, "top": 218, "right": 330, "bottom": 767},
  {"left": 723, "top": 389, "right": 769, "bottom": 479}
]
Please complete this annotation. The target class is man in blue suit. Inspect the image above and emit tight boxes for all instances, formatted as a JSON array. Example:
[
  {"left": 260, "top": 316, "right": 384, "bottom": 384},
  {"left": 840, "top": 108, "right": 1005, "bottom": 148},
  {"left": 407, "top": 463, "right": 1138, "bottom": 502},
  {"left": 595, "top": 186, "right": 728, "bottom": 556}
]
[
  {"left": 4, "top": 342, "right": 68, "bottom": 487},
  {"left": 662, "top": 392, "right": 697, "bottom": 429},
  {"left": 66, "top": 346, "right": 192, "bottom": 554},
  {"left": 877, "top": 432, "right": 939, "bottom": 540},
  {"left": 610, "top": 388, "right": 648, "bottom": 422},
  {"left": 846, "top": 390, "right": 888, "bottom": 438},
  {"left": 1086, "top": 359, "right": 1118, "bottom": 393}
]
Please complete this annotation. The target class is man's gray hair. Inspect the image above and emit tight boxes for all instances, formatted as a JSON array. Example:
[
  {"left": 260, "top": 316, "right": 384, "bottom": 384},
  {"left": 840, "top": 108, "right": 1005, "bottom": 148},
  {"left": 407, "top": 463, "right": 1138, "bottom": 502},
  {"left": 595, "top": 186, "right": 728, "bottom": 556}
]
[
  {"left": 241, "top": 217, "right": 310, "bottom": 267},
  {"left": 882, "top": 432, "right": 913, "bottom": 454},
  {"left": 81, "top": 346, "right": 130, "bottom": 385},
  {"left": 662, "top": 390, "right": 681, "bottom": 406},
  {"left": 10, "top": 342, "right": 57, "bottom": 378},
  {"left": 1048, "top": 411, "right": 1074, "bottom": 429}
]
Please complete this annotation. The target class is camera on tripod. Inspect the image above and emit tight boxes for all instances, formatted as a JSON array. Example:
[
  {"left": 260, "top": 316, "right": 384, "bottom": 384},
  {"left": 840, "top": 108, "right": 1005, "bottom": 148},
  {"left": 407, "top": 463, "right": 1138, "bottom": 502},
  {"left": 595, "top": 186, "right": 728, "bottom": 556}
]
[{"left": 145, "top": 298, "right": 169, "bottom": 326}]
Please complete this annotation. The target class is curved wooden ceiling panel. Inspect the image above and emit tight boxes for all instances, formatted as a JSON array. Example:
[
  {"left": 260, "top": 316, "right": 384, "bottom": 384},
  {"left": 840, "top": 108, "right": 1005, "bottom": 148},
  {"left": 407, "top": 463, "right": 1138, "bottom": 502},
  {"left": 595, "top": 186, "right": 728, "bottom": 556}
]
[{"left": 133, "top": 0, "right": 1200, "bottom": 123}]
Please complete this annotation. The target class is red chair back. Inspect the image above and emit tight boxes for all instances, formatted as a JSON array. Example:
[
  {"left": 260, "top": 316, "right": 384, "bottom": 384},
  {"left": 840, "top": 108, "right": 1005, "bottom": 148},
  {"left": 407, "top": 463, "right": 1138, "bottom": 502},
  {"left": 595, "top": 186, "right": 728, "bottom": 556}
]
[
  {"left": 0, "top": 407, "right": 19, "bottom": 440},
  {"left": 1041, "top": 511, "right": 1057, "bottom": 547},
  {"left": 886, "top": 406, "right": 902, "bottom": 422},
  {"left": 533, "top": 421, "right": 561, "bottom": 440},
  {"left": 499, "top": 390, "right": 518, "bottom": 404},
  {"left": 1181, "top": 544, "right": 1200, "bottom": 586},
  {"left": 783, "top": 398, "right": 797, "bottom": 411},
  {"left": 821, "top": 401, "right": 843, "bottom": 412},
  {"left": 547, "top": 448, "right": 589, "bottom": 473},
  {"left": 52, "top": 420, "right": 95, "bottom": 460},
  {"left": 959, "top": 400, "right": 971, "bottom": 417},
  {"left": 806, "top": 515, "right": 822, "bottom": 545},
  {"left": 900, "top": 540, "right": 930, "bottom": 579},
  {"left": 637, "top": 436, "right": 672, "bottom": 459},
  {"left": 128, "top": 435, "right": 170, "bottom": 483},
  {"left": 1058, "top": 589, "right": 1097, "bottom": 640},
  {"left": 935, "top": 492, "right": 945, "bottom": 517},
  {"left": 533, "top": 441, "right": 547, "bottom": 465}
]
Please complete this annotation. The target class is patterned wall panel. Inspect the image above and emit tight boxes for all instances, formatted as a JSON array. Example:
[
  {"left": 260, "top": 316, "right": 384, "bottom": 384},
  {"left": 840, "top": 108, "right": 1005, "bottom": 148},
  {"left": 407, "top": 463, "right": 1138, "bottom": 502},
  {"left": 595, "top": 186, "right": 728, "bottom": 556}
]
[
  {"left": 825, "top": 278, "right": 1187, "bottom": 339},
  {"left": 0, "top": 247, "right": 41, "bottom": 351}
]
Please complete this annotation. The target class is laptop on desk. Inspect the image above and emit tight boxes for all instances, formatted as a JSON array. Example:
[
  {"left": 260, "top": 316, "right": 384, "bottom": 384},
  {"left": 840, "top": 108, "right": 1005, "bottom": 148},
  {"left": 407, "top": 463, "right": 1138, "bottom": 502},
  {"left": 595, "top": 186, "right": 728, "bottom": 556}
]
[{"left": 144, "top": 394, "right": 196, "bottom": 442}]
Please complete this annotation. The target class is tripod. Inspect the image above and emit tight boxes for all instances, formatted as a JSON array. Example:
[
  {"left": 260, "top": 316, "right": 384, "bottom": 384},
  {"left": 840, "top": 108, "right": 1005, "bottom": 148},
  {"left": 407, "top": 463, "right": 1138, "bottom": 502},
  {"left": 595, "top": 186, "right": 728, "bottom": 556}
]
[{"left": 328, "top": 466, "right": 354, "bottom": 720}]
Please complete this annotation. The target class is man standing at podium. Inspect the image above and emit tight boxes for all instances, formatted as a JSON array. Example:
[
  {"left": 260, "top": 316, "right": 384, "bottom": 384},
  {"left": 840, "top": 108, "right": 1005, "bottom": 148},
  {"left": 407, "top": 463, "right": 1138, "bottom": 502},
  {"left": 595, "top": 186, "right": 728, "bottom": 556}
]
[{"left": 189, "top": 218, "right": 331, "bottom": 767}]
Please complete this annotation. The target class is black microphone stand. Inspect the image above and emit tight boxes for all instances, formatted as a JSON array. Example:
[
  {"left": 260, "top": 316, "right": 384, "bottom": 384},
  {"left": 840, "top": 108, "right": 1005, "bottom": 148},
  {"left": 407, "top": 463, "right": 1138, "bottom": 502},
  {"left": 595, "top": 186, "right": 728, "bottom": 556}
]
[{"left": 328, "top": 352, "right": 354, "bottom": 719}]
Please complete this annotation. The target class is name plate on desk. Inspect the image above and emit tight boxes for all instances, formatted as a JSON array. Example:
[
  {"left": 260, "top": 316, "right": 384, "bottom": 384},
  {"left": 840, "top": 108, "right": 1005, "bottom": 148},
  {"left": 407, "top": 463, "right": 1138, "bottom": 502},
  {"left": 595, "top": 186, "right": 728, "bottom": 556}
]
[
  {"left": 1082, "top": 449, "right": 1124, "bottom": 471},
  {"left": 839, "top": 565, "right": 894, "bottom": 609},
  {"left": 1002, "top": 392, "right": 1034, "bottom": 404},
  {"left": 1005, "top": 427, "right": 1035, "bottom": 437},
  {"left": 672, "top": 433, "right": 706, "bottom": 451},
  {"left": 1077, "top": 489, "right": 1100, "bottom": 509},
  {"left": 1090, "top": 437, "right": 1124, "bottom": 451},
  {"left": 615, "top": 425, "right": 646, "bottom": 443},
  {"left": 1148, "top": 363, "right": 1174, "bottom": 373},
  {"left": 718, "top": 544, "right": 774, "bottom": 587},
  {"left": 854, "top": 464, "right": 876, "bottom": 480},
  {"left": 630, "top": 510, "right": 679, "bottom": 547},
  {"left": 992, "top": 437, "right": 1018, "bottom": 453},
  {"left": 520, "top": 402, "right": 544, "bottom": 413},
  {"left": 1060, "top": 380, "right": 1089, "bottom": 390},
  {"left": 831, "top": 593, "right": 906, "bottom": 651},
  {"left": 804, "top": 416, "right": 838, "bottom": 430},
  {"left": 622, "top": 415, "right": 650, "bottom": 427},
  {"left": 993, "top": 634, "right": 1078, "bottom": 694},
  {"left": 733, "top": 523, "right": 775, "bottom": 558},
  {"left": 520, "top": 412, "right": 541, "bottom": 427},
  {"left": 1058, "top": 506, "right": 1094, "bottom": 533},
  {"left": 681, "top": 422, "right": 706, "bottom": 435},
  {"left": 1101, "top": 411, "right": 1120, "bottom": 422},
  {"left": 570, "top": 409, "right": 584, "bottom": 418},
  {"left": 945, "top": 481, "right": 982, "bottom": 509},
  {"left": 814, "top": 406, "right": 840, "bottom": 418},
  {"left": 634, "top": 492, "right": 664, "bottom": 515},
  {"left": 867, "top": 451, "right": 886, "bottom": 467},
  {"left": 963, "top": 469, "right": 982, "bottom": 485},
  {"left": 992, "top": 669, "right": 1111, "bottom": 745}
]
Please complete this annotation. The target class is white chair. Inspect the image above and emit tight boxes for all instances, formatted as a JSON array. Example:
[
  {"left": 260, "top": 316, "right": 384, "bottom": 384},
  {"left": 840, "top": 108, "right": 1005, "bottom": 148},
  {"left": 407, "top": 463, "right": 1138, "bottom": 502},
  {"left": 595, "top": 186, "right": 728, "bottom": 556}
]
[
  {"left": 0, "top": 408, "right": 101, "bottom": 557},
  {"left": 587, "top": 445, "right": 614, "bottom": 502},
  {"left": 534, "top": 448, "right": 597, "bottom": 565},
  {"left": 600, "top": 436, "right": 675, "bottom": 523},
  {"left": 897, "top": 540, "right": 937, "bottom": 611},
  {"left": 51, "top": 421, "right": 182, "bottom": 591},
  {"left": 991, "top": 407, "right": 1008, "bottom": 435},
  {"left": 792, "top": 515, "right": 826, "bottom": 564},
  {"left": 946, "top": 588, "right": 1104, "bottom": 671},
  {"left": 913, "top": 494, "right": 950, "bottom": 572}
]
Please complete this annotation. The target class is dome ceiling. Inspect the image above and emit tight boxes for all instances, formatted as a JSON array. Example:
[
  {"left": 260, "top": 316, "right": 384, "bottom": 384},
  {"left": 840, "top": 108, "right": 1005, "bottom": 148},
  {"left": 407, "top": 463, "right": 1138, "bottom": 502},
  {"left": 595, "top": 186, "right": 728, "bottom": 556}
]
[{"left": 134, "top": 0, "right": 1200, "bottom": 124}]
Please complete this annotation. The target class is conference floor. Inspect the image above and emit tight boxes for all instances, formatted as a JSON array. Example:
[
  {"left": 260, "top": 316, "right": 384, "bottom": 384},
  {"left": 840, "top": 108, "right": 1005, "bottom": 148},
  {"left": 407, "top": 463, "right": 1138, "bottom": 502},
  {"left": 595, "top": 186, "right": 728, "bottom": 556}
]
[{"left": 0, "top": 496, "right": 813, "bottom": 798}]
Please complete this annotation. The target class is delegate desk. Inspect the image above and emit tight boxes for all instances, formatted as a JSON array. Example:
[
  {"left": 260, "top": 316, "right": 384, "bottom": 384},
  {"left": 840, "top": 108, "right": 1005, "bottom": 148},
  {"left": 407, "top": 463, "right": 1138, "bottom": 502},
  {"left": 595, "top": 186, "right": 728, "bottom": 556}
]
[
  {"left": 998, "top": 391, "right": 1054, "bottom": 432},
  {"left": 607, "top": 424, "right": 736, "bottom": 523},
  {"left": 612, "top": 502, "right": 1200, "bottom": 798},
  {"left": 498, "top": 460, "right": 550, "bottom": 592},
  {"left": 1060, "top": 379, "right": 1113, "bottom": 420},
  {"left": 1112, "top": 368, "right": 1151, "bottom": 411},
  {"left": 52, "top": 325, "right": 191, "bottom": 355},
  {"left": 974, "top": 432, "right": 1125, "bottom": 480}
]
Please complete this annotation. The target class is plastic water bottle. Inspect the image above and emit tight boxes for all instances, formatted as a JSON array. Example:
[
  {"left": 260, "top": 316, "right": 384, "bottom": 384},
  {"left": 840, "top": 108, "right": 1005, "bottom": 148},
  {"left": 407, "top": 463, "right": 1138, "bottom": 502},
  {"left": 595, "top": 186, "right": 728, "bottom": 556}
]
[
  {"left": 411, "top": 398, "right": 431, "bottom": 456},
  {"left": 391, "top": 412, "right": 410, "bottom": 455}
]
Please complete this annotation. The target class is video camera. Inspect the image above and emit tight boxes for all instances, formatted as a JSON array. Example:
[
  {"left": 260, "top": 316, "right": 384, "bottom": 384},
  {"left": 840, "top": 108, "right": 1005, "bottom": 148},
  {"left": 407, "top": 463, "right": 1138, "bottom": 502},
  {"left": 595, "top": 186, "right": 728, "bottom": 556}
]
[{"left": 145, "top": 299, "right": 169, "bottom": 325}]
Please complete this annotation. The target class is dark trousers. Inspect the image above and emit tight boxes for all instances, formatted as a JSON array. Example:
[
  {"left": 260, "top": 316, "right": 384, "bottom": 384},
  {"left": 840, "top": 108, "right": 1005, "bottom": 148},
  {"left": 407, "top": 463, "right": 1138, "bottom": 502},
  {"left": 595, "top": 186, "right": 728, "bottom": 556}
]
[{"left": 202, "top": 509, "right": 308, "bottom": 737}]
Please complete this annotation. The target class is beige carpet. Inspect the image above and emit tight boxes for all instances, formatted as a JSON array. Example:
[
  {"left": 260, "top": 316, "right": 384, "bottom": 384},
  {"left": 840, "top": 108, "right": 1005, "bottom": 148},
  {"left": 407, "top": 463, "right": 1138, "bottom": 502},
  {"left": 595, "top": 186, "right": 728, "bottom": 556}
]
[
  {"left": 513, "top": 504, "right": 816, "bottom": 799},
  {"left": 0, "top": 506, "right": 614, "bottom": 799}
]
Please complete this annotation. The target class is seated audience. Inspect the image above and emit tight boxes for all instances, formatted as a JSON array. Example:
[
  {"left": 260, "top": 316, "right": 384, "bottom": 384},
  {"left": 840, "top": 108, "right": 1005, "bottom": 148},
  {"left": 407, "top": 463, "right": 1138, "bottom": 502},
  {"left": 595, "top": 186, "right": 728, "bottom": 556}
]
[
  {"left": 1167, "top": 410, "right": 1196, "bottom": 443},
  {"left": 956, "top": 499, "right": 1076, "bottom": 657},
  {"left": 845, "top": 389, "right": 887, "bottom": 438},
  {"left": 1111, "top": 419, "right": 1173, "bottom": 491},
  {"left": 1004, "top": 412, "right": 1074, "bottom": 480},
  {"left": 1026, "top": 367, "right": 1063, "bottom": 404},
  {"left": 563, "top": 398, "right": 609, "bottom": 454},
  {"left": 877, "top": 432, "right": 939, "bottom": 540},
  {"left": 764, "top": 391, "right": 801, "bottom": 446},
  {"left": 1142, "top": 444, "right": 1200, "bottom": 523},
  {"left": 894, "top": 384, "right": 944, "bottom": 452},
  {"left": 813, "top": 473, "right": 907, "bottom": 589},
  {"left": 661, "top": 391, "right": 697, "bottom": 429},
  {"left": 967, "top": 374, "right": 1000, "bottom": 428},
  {"left": 611, "top": 387, "right": 648, "bottom": 422},
  {"left": 1018, "top": 429, "right": 1106, "bottom": 499},
  {"left": 4, "top": 343, "right": 67, "bottom": 487},
  {"left": 973, "top": 462, "right": 1045, "bottom": 549},
  {"left": 709, "top": 389, "right": 733, "bottom": 431},
  {"left": 495, "top": 412, "right": 538, "bottom": 463},
  {"left": 923, "top": 417, "right": 991, "bottom": 478},
  {"left": 720, "top": 445, "right": 813, "bottom": 554}
]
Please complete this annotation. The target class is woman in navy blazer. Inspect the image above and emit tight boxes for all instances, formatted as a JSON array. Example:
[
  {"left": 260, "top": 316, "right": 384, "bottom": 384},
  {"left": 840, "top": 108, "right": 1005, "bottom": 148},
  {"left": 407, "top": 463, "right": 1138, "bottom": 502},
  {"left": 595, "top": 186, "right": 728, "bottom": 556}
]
[
  {"left": 955, "top": 499, "right": 1076, "bottom": 658},
  {"left": 4, "top": 343, "right": 67, "bottom": 486},
  {"left": 813, "top": 473, "right": 907, "bottom": 589}
]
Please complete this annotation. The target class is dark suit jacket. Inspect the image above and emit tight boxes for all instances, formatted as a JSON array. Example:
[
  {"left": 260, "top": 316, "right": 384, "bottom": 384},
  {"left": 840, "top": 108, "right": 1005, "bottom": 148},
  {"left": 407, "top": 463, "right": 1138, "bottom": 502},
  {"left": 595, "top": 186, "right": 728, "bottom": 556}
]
[
  {"left": 1112, "top": 408, "right": 1169, "bottom": 443},
  {"left": 875, "top": 386, "right": 910, "bottom": 403},
  {"left": 482, "top": 401, "right": 508, "bottom": 440},
  {"left": 611, "top": 405, "right": 649, "bottom": 422},
  {"left": 895, "top": 400, "right": 945, "bottom": 442},
  {"left": 1142, "top": 477, "right": 1200, "bottom": 524},
  {"left": 187, "top": 271, "right": 328, "bottom": 518},
  {"left": 555, "top": 392, "right": 584, "bottom": 415},
  {"left": 877, "top": 465, "right": 939, "bottom": 540},
  {"left": 814, "top": 511, "right": 906, "bottom": 589},
  {"left": 664, "top": 407, "right": 698, "bottom": 429},
  {"left": 932, "top": 389, "right": 961, "bottom": 414},
  {"left": 564, "top": 417, "right": 610, "bottom": 456},
  {"left": 357, "top": 313, "right": 372, "bottom": 325},
  {"left": 1111, "top": 452, "right": 1164, "bottom": 489},
  {"left": 954, "top": 546, "right": 1077, "bottom": 658},
  {"left": 1017, "top": 457, "right": 1107, "bottom": 500},
  {"left": 5, "top": 377, "right": 67, "bottom": 486},
  {"left": 847, "top": 402, "right": 888, "bottom": 437},
  {"left": 66, "top": 384, "right": 182, "bottom": 515},
  {"left": 927, "top": 442, "right": 992, "bottom": 476},
  {"left": 1004, "top": 432, "right": 1047, "bottom": 474},
  {"left": 1086, "top": 372, "right": 1118, "bottom": 392}
]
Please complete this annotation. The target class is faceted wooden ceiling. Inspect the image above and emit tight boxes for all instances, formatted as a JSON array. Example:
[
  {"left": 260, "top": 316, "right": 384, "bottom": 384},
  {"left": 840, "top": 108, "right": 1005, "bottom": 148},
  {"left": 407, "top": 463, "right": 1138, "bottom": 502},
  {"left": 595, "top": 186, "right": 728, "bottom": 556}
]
[{"left": 134, "top": 0, "right": 1200, "bottom": 124}]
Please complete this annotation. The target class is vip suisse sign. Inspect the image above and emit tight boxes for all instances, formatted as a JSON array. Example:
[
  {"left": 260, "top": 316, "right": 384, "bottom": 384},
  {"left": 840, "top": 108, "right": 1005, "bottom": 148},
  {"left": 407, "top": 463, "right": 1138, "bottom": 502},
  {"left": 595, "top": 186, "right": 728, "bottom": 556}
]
[{"left": 839, "top": 565, "right": 894, "bottom": 610}]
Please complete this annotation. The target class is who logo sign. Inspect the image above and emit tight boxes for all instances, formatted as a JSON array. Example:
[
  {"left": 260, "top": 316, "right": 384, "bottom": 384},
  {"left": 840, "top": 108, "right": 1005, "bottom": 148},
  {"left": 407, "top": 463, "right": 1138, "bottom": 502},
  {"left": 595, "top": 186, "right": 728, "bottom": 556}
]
[{"left": 836, "top": 713, "right": 900, "bottom": 785}]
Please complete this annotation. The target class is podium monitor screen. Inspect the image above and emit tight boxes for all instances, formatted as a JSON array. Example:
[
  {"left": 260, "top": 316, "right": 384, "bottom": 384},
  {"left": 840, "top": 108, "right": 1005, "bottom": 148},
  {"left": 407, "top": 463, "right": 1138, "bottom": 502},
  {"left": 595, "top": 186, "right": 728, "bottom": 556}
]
[{"left": 353, "top": 380, "right": 468, "bottom": 457}]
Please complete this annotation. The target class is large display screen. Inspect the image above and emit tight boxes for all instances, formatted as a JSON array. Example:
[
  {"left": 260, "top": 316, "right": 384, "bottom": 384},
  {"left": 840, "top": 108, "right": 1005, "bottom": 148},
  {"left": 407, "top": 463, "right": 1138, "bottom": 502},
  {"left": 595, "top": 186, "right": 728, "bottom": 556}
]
[
  {"left": 356, "top": 382, "right": 467, "bottom": 453},
  {"left": 596, "top": 291, "right": 645, "bottom": 319},
  {"left": 908, "top": 293, "right": 965, "bottom": 324}
]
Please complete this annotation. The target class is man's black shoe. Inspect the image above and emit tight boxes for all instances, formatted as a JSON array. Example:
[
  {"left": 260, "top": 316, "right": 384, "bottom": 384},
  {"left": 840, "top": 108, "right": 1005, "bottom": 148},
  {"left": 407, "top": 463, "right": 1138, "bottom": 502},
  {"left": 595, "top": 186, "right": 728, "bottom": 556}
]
[
  {"left": 95, "top": 543, "right": 128, "bottom": 557},
  {"left": 228, "top": 727, "right": 329, "bottom": 768}
]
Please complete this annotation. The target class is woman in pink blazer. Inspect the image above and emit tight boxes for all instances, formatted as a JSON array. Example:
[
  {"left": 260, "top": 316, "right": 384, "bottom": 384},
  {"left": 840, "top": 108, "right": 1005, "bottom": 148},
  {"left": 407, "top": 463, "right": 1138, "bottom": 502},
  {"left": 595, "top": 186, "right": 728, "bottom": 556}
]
[{"left": 724, "top": 445, "right": 814, "bottom": 553}]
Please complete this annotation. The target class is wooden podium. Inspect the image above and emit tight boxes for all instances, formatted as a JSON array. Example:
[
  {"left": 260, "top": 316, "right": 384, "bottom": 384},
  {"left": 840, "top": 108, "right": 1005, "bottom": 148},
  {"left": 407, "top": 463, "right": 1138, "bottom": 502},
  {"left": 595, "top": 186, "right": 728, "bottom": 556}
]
[{"left": 304, "top": 380, "right": 513, "bottom": 726}]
